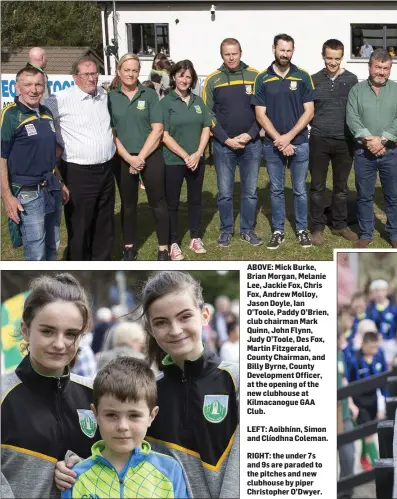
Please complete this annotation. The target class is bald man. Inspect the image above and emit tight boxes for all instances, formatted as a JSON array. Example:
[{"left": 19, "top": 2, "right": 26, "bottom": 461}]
[{"left": 28, "top": 47, "right": 49, "bottom": 100}]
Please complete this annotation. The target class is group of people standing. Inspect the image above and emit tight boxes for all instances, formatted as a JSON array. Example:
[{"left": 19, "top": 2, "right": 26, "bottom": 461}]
[{"left": 2, "top": 35, "right": 397, "bottom": 260}]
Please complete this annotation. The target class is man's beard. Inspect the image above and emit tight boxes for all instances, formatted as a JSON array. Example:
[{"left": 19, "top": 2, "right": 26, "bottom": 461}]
[{"left": 275, "top": 55, "right": 290, "bottom": 66}]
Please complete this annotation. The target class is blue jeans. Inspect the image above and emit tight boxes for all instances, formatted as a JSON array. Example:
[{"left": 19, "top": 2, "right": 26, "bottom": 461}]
[
  {"left": 354, "top": 147, "right": 397, "bottom": 240},
  {"left": 213, "top": 139, "right": 262, "bottom": 233},
  {"left": 263, "top": 142, "right": 309, "bottom": 232},
  {"left": 18, "top": 188, "right": 62, "bottom": 260}
]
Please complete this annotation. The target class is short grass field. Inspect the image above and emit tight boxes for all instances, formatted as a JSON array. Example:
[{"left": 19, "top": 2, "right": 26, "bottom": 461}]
[{"left": 1, "top": 159, "right": 391, "bottom": 261}]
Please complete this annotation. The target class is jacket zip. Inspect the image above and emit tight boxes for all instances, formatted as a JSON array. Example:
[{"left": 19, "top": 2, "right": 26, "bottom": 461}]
[
  {"left": 120, "top": 476, "right": 125, "bottom": 498},
  {"left": 55, "top": 377, "right": 65, "bottom": 445},
  {"left": 181, "top": 372, "right": 188, "bottom": 429}
]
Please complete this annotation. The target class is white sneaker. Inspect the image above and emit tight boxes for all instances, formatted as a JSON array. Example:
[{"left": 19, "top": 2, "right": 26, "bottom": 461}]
[
  {"left": 189, "top": 238, "right": 207, "bottom": 254},
  {"left": 170, "top": 243, "right": 184, "bottom": 261}
]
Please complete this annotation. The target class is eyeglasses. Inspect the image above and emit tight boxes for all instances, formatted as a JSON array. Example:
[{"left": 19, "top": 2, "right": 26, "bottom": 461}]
[{"left": 77, "top": 72, "right": 99, "bottom": 79}]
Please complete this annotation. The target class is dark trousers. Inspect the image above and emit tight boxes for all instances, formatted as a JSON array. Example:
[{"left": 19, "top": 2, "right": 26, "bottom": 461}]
[
  {"left": 165, "top": 159, "right": 205, "bottom": 244},
  {"left": 309, "top": 135, "right": 353, "bottom": 232},
  {"left": 120, "top": 149, "right": 169, "bottom": 246},
  {"left": 60, "top": 159, "right": 115, "bottom": 261}
]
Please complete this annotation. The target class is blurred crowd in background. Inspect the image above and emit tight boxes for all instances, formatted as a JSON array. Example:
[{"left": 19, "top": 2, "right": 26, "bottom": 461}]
[
  {"left": 71, "top": 292, "right": 240, "bottom": 379},
  {"left": 1, "top": 270, "right": 240, "bottom": 375},
  {"left": 337, "top": 253, "right": 397, "bottom": 491}
]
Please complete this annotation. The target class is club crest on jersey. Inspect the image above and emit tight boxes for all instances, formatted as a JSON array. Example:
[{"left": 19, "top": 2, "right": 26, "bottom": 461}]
[
  {"left": 203, "top": 395, "right": 228, "bottom": 423},
  {"left": 194, "top": 105, "right": 202, "bottom": 114},
  {"left": 289, "top": 81, "right": 298, "bottom": 91},
  {"left": 245, "top": 85, "right": 252, "bottom": 95},
  {"left": 77, "top": 409, "right": 97, "bottom": 438},
  {"left": 385, "top": 312, "right": 394, "bottom": 321},
  {"left": 25, "top": 123, "right": 37, "bottom": 136},
  {"left": 49, "top": 121, "right": 55, "bottom": 133},
  {"left": 137, "top": 100, "right": 146, "bottom": 110},
  {"left": 376, "top": 362, "right": 383, "bottom": 372}
]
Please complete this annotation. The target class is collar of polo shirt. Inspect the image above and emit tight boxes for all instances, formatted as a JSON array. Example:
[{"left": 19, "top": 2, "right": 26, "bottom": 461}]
[{"left": 367, "top": 77, "right": 388, "bottom": 88}]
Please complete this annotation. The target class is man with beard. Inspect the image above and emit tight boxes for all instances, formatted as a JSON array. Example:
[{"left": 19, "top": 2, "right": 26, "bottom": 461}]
[
  {"left": 347, "top": 49, "right": 397, "bottom": 248},
  {"left": 309, "top": 39, "right": 358, "bottom": 246},
  {"left": 252, "top": 33, "right": 316, "bottom": 250}
]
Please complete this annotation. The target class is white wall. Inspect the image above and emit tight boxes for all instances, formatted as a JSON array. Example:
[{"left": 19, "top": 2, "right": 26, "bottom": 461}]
[{"left": 104, "top": 1, "right": 396, "bottom": 81}]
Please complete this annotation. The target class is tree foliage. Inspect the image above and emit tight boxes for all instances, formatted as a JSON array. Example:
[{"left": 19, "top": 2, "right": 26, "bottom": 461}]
[{"left": 2, "top": 1, "right": 103, "bottom": 52}]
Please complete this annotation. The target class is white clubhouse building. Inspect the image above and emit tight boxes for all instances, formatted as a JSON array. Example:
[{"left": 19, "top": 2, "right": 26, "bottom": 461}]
[{"left": 99, "top": 0, "right": 396, "bottom": 83}]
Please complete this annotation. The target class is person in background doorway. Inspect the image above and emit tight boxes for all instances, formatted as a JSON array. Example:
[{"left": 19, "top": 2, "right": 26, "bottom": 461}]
[
  {"left": 309, "top": 39, "right": 358, "bottom": 246},
  {"left": 150, "top": 53, "right": 172, "bottom": 98},
  {"left": 360, "top": 40, "right": 374, "bottom": 58}
]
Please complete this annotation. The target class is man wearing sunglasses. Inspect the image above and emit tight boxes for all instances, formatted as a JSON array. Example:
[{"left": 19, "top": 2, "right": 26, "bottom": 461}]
[{"left": 45, "top": 57, "right": 116, "bottom": 261}]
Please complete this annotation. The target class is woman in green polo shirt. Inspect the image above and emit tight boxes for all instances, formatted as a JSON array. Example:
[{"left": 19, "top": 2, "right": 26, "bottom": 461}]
[
  {"left": 160, "top": 60, "right": 213, "bottom": 261},
  {"left": 107, "top": 53, "right": 170, "bottom": 261}
]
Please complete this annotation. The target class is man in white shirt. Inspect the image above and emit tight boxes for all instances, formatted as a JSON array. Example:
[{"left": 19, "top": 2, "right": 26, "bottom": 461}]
[
  {"left": 360, "top": 40, "right": 374, "bottom": 58},
  {"left": 45, "top": 56, "right": 116, "bottom": 260}
]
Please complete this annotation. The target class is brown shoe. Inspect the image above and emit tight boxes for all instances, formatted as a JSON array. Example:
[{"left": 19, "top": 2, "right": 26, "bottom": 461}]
[
  {"left": 355, "top": 239, "right": 372, "bottom": 248},
  {"left": 390, "top": 240, "right": 397, "bottom": 249},
  {"left": 311, "top": 231, "right": 324, "bottom": 246},
  {"left": 331, "top": 227, "right": 359, "bottom": 242}
]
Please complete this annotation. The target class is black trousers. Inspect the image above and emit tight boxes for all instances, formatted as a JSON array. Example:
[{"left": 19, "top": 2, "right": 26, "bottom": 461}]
[
  {"left": 165, "top": 159, "right": 205, "bottom": 244},
  {"left": 60, "top": 159, "right": 115, "bottom": 261},
  {"left": 309, "top": 135, "right": 353, "bottom": 232},
  {"left": 120, "top": 148, "right": 169, "bottom": 246}
]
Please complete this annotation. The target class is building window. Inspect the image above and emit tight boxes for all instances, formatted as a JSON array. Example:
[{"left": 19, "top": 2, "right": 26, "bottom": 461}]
[
  {"left": 351, "top": 24, "right": 397, "bottom": 58},
  {"left": 126, "top": 24, "right": 169, "bottom": 57}
]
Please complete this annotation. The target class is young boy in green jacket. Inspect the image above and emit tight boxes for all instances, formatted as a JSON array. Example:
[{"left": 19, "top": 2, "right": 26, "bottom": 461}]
[{"left": 61, "top": 357, "right": 188, "bottom": 498}]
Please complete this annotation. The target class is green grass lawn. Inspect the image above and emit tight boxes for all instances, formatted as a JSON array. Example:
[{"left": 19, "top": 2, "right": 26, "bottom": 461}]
[{"left": 1, "top": 161, "right": 391, "bottom": 261}]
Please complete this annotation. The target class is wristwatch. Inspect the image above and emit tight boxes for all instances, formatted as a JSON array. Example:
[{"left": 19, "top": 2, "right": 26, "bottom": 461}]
[{"left": 381, "top": 136, "right": 388, "bottom": 146}]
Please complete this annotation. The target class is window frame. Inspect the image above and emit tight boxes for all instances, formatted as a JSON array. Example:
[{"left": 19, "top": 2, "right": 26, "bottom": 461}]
[
  {"left": 126, "top": 22, "right": 170, "bottom": 60},
  {"left": 350, "top": 23, "right": 397, "bottom": 59}
]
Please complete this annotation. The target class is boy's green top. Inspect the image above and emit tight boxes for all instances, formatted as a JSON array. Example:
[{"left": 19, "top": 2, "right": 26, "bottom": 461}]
[
  {"left": 108, "top": 83, "right": 162, "bottom": 154},
  {"left": 159, "top": 90, "right": 214, "bottom": 165},
  {"left": 61, "top": 440, "right": 189, "bottom": 499}
]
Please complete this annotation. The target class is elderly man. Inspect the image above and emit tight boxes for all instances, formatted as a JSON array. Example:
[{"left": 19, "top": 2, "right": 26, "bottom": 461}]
[
  {"left": 1, "top": 66, "right": 67, "bottom": 260},
  {"left": 346, "top": 49, "right": 397, "bottom": 248},
  {"left": 45, "top": 56, "right": 116, "bottom": 260},
  {"left": 28, "top": 47, "right": 50, "bottom": 100}
]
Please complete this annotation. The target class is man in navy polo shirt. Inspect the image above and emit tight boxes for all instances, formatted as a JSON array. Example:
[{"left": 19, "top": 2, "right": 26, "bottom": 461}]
[
  {"left": 252, "top": 33, "right": 316, "bottom": 250},
  {"left": 1, "top": 66, "right": 68, "bottom": 260}
]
